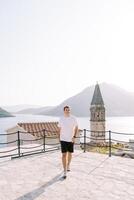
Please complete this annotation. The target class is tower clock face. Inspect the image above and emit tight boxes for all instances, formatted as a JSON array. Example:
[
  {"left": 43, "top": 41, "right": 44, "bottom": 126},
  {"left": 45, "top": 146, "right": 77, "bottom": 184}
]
[
  {"left": 96, "top": 112, "right": 100, "bottom": 120},
  {"left": 91, "top": 108, "right": 105, "bottom": 121},
  {"left": 97, "top": 112, "right": 99, "bottom": 117}
]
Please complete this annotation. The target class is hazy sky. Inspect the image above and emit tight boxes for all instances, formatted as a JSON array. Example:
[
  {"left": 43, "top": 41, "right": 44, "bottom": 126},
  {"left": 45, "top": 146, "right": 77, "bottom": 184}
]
[{"left": 0, "top": 0, "right": 134, "bottom": 107}]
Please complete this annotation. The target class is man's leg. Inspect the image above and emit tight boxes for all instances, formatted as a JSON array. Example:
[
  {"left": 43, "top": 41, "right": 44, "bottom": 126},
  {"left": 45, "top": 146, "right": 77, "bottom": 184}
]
[
  {"left": 67, "top": 152, "right": 72, "bottom": 171},
  {"left": 67, "top": 142, "right": 74, "bottom": 171},
  {"left": 62, "top": 153, "right": 67, "bottom": 174}
]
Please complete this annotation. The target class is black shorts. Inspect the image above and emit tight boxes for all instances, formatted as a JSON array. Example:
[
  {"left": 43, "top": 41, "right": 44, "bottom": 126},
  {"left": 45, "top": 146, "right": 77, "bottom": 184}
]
[{"left": 60, "top": 141, "right": 74, "bottom": 153}]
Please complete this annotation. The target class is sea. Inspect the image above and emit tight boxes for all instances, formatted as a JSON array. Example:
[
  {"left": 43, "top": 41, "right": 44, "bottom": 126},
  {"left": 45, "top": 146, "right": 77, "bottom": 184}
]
[{"left": 0, "top": 114, "right": 134, "bottom": 147}]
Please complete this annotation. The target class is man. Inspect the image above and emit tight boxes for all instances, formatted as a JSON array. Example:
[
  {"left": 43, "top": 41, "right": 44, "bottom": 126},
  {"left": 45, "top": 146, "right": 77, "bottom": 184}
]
[{"left": 58, "top": 105, "right": 78, "bottom": 179}]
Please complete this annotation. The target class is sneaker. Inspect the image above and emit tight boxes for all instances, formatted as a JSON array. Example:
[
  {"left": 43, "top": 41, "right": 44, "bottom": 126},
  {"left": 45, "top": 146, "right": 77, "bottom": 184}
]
[
  {"left": 62, "top": 171, "right": 67, "bottom": 179},
  {"left": 67, "top": 166, "right": 70, "bottom": 172}
]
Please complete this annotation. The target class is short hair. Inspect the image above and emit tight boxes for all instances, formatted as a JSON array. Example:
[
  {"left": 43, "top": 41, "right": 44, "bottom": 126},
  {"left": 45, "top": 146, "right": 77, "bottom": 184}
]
[{"left": 63, "top": 106, "right": 70, "bottom": 111}]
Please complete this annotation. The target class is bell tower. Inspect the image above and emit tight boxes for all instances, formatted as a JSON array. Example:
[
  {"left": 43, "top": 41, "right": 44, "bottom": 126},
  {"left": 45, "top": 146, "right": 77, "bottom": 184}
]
[{"left": 90, "top": 83, "right": 105, "bottom": 144}]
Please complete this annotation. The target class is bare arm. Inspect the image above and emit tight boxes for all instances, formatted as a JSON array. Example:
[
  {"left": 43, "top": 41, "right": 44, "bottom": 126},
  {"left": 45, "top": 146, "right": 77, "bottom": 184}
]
[
  {"left": 72, "top": 125, "right": 78, "bottom": 143},
  {"left": 74, "top": 125, "right": 78, "bottom": 137}
]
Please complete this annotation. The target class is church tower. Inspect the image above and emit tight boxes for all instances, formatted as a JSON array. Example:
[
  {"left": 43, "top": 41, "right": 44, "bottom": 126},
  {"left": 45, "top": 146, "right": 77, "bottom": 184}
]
[{"left": 90, "top": 83, "right": 105, "bottom": 144}]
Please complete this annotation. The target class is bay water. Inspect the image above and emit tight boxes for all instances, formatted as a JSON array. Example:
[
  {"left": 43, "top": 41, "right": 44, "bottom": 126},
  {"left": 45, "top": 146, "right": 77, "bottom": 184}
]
[{"left": 0, "top": 114, "right": 134, "bottom": 146}]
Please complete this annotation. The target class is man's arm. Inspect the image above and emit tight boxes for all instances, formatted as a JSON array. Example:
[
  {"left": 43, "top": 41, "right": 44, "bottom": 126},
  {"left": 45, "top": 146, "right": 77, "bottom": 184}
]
[
  {"left": 73, "top": 125, "right": 78, "bottom": 138},
  {"left": 72, "top": 125, "right": 78, "bottom": 143}
]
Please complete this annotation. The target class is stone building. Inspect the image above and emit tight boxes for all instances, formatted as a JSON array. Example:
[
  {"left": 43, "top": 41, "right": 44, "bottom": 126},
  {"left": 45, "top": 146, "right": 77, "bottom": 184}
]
[
  {"left": 90, "top": 83, "right": 105, "bottom": 144},
  {"left": 6, "top": 122, "right": 59, "bottom": 147}
]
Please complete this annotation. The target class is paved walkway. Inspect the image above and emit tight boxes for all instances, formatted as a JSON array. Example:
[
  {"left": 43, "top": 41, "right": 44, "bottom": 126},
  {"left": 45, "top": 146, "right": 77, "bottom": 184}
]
[{"left": 0, "top": 150, "right": 134, "bottom": 200}]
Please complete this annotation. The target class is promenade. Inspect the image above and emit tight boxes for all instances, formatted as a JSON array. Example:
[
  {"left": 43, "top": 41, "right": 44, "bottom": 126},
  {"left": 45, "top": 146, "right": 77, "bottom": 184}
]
[{"left": 0, "top": 150, "right": 134, "bottom": 200}]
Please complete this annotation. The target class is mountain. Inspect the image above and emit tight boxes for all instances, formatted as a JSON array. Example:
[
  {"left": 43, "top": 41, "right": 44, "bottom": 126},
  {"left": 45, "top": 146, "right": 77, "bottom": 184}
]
[
  {"left": 0, "top": 107, "right": 13, "bottom": 118},
  {"left": 3, "top": 104, "right": 41, "bottom": 113},
  {"left": 35, "top": 83, "right": 134, "bottom": 117},
  {"left": 16, "top": 106, "right": 54, "bottom": 114}
]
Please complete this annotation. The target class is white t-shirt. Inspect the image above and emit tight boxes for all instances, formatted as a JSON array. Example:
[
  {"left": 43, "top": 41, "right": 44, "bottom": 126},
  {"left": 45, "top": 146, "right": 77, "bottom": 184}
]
[{"left": 58, "top": 115, "right": 78, "bottom": 142}]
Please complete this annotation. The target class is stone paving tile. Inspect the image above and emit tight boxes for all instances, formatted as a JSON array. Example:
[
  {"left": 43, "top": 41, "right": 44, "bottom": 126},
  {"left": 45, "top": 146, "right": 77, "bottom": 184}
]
[{"left": 0, "top": 150, "right": 134, "bottom": 200}]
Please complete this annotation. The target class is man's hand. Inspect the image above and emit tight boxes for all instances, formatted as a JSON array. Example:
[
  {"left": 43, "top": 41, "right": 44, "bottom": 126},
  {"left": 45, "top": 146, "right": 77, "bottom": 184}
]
[{"left": 72, "top": 137, "right": 75, "bottom": 143}]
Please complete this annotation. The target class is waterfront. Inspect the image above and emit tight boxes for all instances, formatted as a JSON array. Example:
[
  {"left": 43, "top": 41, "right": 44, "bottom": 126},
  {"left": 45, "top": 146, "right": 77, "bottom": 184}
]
[{"left": 0, "top": 114, "right": 134, "bottom": 145}]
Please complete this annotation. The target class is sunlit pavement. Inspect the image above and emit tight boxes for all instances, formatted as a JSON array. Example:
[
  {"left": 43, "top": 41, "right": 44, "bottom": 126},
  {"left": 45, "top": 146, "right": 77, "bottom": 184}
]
[{"left": 0, "top": 150, "right": 134, "bottom": 200}]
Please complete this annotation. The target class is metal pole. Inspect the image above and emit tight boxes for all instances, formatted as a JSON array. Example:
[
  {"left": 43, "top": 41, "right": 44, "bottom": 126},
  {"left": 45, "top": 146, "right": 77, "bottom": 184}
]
[
  {"left": 43, "top": 129, "right": 46, "bottom": 152},
  {"left": 84, "top": 129, "right": 86, "bottom": 153},
  {"left": 109, "top": 130, "right": 111, "bottom": 157},
  {"left": 17, "top": 131, "right": 21, "bottom": 157}
]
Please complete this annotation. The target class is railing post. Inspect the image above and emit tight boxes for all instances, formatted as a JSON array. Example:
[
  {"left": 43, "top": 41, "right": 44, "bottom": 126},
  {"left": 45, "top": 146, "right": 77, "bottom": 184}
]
[
  {"left": 17, "top": 131, "right": 21, "bottom": 157},
  {"left": 43, "top": 129, "right": 46, "bottom": 152},
  {"left": 109, "top": 130, "right": 111, "bottom": 157},
  {"left": 83, "top": 129, "right": 86, "bottom": 153}
]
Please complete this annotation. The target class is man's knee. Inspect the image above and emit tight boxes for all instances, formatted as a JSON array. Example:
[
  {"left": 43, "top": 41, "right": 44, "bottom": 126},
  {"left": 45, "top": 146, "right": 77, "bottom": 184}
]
[
  {"left": 68, "top": 152, "right": 72, "bottom": 156},
  {"left": 62, "top": 153, "right": 67, "bottom": 158}
]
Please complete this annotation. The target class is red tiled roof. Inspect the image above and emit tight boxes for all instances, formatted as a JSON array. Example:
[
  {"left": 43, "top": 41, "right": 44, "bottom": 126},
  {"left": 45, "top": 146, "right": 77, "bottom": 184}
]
[{"left": 18, "top": 122, "right": 59, "bottom": 138}]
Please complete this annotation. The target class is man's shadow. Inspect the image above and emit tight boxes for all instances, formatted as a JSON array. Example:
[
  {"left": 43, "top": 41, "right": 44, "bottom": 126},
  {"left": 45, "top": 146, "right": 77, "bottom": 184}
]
[{"left": 15, "top": 172, "right": 64, "bottom": 200}]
